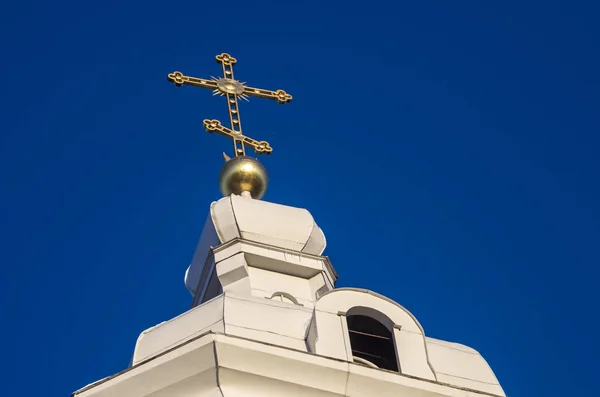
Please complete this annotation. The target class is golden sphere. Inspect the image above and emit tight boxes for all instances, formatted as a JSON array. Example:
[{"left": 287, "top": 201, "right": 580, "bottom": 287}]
[{"left": 218, "top": 156, "right": 268, "bottom": 199}]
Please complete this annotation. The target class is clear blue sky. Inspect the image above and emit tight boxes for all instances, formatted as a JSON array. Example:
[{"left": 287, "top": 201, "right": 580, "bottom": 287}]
[{"left": 1, "top": 1, "right": 598, "bottom": 396}]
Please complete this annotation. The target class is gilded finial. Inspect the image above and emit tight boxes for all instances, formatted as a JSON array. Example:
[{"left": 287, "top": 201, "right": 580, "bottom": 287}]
[
  {"left": 218, "top": 156, "right": 268, "bottom": 200},
  {"left": 167, "top": 53, "right": 292, "bottom": 199}
]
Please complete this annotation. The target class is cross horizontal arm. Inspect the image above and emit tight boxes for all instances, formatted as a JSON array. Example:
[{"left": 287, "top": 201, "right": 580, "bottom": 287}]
[
  {"left": 203, "top": 119, "right": 272, "bottom": 155},
  {"left": 242, "top": 86, "right": 292, "bottom": 104},
  {"left": 167, "top": 71, "right": 218, "bottom": 90}
]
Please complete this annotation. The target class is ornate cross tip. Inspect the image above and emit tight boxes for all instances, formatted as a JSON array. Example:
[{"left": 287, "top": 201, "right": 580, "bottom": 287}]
[
  {"left": 215, "top": 53, "right": 237, "bottom": 65},
  {"left": 275, "top": 89, "right": 293, "bottom": 104},
  {"left": 167, "top": 71, "right": 185, "bottom": 86},
  {"left": 254, "top": 141, "right": 273, "bottom": 154},
  {"left": 203, "top": 119, "right": 222, "bottom": 131},
  {"left": 167, "top": 53, "right": 291, "bottom": 158}
]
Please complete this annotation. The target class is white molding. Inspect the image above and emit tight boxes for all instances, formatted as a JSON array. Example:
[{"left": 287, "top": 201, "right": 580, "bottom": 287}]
[{"left": 75, "top": 332, "right": 505, "bottom": 397}]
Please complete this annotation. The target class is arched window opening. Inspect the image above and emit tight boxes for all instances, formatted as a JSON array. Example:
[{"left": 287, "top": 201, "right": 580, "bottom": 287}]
[{"left": 347, "top": 314, "right": 398, "bottom": 372}]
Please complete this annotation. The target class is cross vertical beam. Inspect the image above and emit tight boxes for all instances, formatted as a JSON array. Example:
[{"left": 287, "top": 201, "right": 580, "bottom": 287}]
[{"left": 216, "top": 54, "right": 244, "bottom": 156}]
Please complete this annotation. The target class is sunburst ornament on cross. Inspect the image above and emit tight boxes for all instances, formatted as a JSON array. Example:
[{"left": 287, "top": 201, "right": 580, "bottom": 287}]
[{"left": 167, "top": 53, "right": 292, "bottom": 158}]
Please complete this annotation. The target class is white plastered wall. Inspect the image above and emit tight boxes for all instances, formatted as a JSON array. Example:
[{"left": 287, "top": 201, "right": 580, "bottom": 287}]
[{"left": 212, "top": 239, "right": 336, "bottom": 307}]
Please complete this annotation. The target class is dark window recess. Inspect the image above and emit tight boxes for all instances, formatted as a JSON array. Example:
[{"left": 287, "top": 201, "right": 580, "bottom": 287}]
[{"left": 347, "top": 314, "right": 398, "bottom": 371}]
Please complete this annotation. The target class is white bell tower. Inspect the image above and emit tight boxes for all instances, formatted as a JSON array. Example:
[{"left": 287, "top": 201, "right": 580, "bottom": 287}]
[
  {"left": 185, "top": 194, "right": 334, "bottom": 307},
  {"left": 73, "top": 53, "right": 505, "bottom": 397}
]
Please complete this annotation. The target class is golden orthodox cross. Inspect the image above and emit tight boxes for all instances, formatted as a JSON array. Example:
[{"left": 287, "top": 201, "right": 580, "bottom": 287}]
[{"left": 167, "top": 53, "right": 292, "bottom": 158}]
